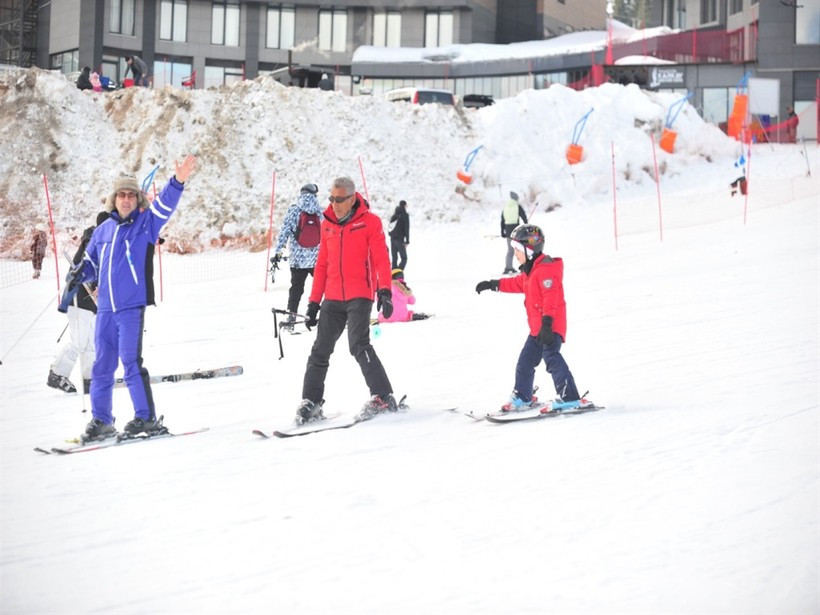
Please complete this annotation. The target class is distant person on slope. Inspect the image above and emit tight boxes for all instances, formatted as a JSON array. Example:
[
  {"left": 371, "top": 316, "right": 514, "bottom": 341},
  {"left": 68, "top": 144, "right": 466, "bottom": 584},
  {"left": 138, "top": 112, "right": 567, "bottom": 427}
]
[
  {"left": 786, "top": 105, "right": 799, "bottom": 143},
  {"left": 388, "top": 200, "right": 410, "bottom": 270},
  {"left": 30, "top": 223, "right": 48, "bottom": 279},
  {"left": 475, "top": 224, "right": 582, "bottom": 410},
  {"left": 58, "top": 155, "right": 197, "bottom": 442},
  {"left": 500, "top": 191, "right": 527, "bottom": 274},
  {"left": 125, "top": 55, "right": 149, "bottom": 87},
  {"left": 272, "top": 183, "right": 324, "bottom": 330},
  {"left": 76, "top": 66, "right": 93, "bottom": 91},
  {"left": 294, "top": 176, "right": 397, "bottom": 425}
]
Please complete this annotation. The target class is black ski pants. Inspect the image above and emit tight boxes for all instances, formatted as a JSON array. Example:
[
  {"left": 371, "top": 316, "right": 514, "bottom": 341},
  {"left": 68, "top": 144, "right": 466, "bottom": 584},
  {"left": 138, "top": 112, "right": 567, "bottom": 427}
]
[
  {"left": 287, "top": 267, "right": 314, "bottom": 314},
  {"left": 390, "top": 238, "right": 407, "bottom": 271},
  {"left": 302, "top": 298, "right": 393, "bottom": 403}
]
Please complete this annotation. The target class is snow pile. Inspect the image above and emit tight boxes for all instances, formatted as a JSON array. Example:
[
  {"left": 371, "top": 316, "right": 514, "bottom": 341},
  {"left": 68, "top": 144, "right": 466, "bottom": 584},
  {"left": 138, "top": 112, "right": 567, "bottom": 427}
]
[{"left": 1, "top": 67, "right": 736, "bottom": 253}]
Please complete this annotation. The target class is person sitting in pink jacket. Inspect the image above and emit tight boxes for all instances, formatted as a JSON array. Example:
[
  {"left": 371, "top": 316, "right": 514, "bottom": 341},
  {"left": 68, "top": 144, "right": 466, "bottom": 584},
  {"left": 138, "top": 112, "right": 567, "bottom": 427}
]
[{"left": 378, "top": 269, "right": 415, "bottom": 323}]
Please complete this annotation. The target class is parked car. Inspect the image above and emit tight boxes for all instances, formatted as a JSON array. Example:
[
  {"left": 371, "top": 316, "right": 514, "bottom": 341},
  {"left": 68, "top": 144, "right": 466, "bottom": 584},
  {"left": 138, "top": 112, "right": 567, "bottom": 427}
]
[
  {"left": 463, "top": 94, "right": 495, "bottom": 109},
  {"left": 385, "top": 87, "right": 455, "bottom": 105}
]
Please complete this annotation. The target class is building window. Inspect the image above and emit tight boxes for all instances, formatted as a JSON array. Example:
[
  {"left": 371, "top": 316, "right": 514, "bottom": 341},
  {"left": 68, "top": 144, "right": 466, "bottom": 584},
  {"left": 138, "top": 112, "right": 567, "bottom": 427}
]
[
  {"left": 204, "top": 63, "right": 244, "bottom": 88},
  {"left": 702, "top": 87, "right": 730, "bottom": 124},
  {"left": 319, "top": 9, "right": 347, "bottom": 53},
  {"left": 373, "top": 11, "right": 401, "bottom": 47},
  {"left": 110, "top": 0, "right": 135, "bottom": 36},
  {"left": 101, "top": 54, "right": 121, "bottom": 82},
  {"left": 160, "top": 0, "right": 188, "bottom": 42},
  {"left": 153, "top": 58, "right": 193, "bottom": 88},
  {"left": 700, "top": 0, "right": 717, "bottom": 24},
  {"left": 796, "top": 0, "right": 820, "bottom": 44},
  {"left": 50, "top": 49, "right": 79, "bottom": 74},
  {"left": 729, "top": 0, "right": 743, "bottom": 14},
  {"left": 266, "top": 6, "right": 295, "bottom": 49},
  {"left": 212, "top": 2, "right": 240, "bottom": 46},
  {"left": 425, "top": 11, "right": 453, "bottom": 47}
]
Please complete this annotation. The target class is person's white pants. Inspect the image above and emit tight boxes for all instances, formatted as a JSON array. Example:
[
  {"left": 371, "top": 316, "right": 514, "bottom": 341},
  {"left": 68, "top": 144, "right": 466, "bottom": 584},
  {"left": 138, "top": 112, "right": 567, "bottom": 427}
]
[{"left": 51, "top": 306, "right": 96, "bottom": 380}]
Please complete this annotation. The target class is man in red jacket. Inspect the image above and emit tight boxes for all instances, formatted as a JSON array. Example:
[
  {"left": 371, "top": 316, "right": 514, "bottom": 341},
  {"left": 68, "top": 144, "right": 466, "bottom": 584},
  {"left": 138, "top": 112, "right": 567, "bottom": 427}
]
[
  {"left": 476, "top": 224, "right": 581, "bottom": 410},
  {"left": 296, "top": 176, "right": 397, "bottom": 424}
]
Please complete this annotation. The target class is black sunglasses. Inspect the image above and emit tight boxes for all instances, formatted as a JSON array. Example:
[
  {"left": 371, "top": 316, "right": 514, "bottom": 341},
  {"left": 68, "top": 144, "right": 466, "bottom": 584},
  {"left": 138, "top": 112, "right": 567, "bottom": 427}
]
[{"left": 329, "top": 194, "right": 353, "bottom": 204}]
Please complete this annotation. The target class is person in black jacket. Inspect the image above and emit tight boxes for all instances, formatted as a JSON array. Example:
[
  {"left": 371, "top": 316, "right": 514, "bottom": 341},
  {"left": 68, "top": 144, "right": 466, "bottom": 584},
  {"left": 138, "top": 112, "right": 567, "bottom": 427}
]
[
  {"left": 76, "top": 67, "right": 93, "bottom": 91},
  {"left": 48, "top": 211, "right": 109, "bottom": 394},
  {"left": 388, "top": 200, "right": 410, "bottom": 270}
]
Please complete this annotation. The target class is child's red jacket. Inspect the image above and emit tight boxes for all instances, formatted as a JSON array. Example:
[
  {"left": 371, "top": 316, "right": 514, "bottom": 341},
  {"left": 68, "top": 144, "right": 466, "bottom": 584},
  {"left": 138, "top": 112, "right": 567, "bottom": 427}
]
[{"left": 497, "top": 254, "right": 568, "bottom": 341}]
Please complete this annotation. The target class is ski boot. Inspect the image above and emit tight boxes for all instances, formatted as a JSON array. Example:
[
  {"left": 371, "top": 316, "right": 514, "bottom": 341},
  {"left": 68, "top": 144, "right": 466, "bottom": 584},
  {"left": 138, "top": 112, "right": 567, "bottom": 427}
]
[
  {"left": 295, "top": 399, "right": 325, "bottom": 425},
  {"left": 358, "top": 394, "right": 398, "bottom": 421},
  {"left": 121, "top": 416, "right": 167, "bottom": 438},
  {"left": 82, "top": 418, "right": 117, "bottom": 443},
  {"left": 501, "top": 392, "right": 541, "bottom": 412},
  {"left": 47, "top": 369, "right": 77, "bottom": 393},
  {"left": 281, "top": 313, "right": 296, "bottom": 333}
]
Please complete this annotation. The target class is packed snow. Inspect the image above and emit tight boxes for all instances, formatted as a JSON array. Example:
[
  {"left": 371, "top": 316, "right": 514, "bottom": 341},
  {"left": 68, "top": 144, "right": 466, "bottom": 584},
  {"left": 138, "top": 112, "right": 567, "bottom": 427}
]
[{"left": 0, "top": 68, "right": 818, "bottom": 614}]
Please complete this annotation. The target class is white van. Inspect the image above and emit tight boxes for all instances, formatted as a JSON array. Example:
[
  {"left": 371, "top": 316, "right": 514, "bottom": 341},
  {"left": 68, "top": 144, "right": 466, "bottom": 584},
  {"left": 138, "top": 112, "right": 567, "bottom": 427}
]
[{"left": 385, "top": 87, "right": 455, "bottom": 106}]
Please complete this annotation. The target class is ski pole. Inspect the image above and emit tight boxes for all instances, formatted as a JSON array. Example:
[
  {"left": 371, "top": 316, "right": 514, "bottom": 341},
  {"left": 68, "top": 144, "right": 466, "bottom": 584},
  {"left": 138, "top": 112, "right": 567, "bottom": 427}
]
[{"left": 56, "top": 322, "right": 70, "bottom": 343}]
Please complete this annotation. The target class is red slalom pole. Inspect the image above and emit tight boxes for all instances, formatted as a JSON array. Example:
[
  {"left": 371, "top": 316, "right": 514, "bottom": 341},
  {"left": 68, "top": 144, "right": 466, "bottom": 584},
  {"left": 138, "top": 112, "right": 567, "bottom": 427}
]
[
  {"left": 265, "top": 171, "right": 276, "bottom": 291},
  {"left": 42, "top": 173, "right": 61, "bottom": 294},
  {"left": 358, "top": 156, "right": 370, "bottom": 202}
]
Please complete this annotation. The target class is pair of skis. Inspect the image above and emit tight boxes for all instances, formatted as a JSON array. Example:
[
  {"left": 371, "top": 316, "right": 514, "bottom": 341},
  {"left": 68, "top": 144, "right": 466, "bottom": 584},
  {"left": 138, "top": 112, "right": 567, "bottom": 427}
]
[
  {"left": 255, "top": 396, "right": 604, "bottom": 439},
  {"left": 35, "top": 417, "right": 210, "bottom": 455},
  {"left": 446, "top": 399, "right": 604, "bottom": 423},
  {"left": 254, "top": 395, "right": 410, "bottom": 438}
]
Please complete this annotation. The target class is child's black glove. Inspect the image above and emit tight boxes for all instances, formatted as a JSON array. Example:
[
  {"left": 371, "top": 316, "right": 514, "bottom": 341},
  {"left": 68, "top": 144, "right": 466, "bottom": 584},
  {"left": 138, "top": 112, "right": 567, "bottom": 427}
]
[
  {"left": 537, "top": 316, "right": 554, "bottom": 346},
  {"left": 377, "top": 288, "right": 393, "bottom": 319},
  {"left": 305, "top": 302, "right": 320, "bottom": 329},
  {"left": 475, "top": 280, "right": 499, "bottom": 294}
]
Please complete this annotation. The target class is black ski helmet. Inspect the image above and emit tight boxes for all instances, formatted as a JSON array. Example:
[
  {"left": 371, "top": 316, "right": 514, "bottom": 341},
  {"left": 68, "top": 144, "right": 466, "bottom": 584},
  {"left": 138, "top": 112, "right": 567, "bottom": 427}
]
[{"left": 510, "top": 224, "right": 545, "bottom": 257}]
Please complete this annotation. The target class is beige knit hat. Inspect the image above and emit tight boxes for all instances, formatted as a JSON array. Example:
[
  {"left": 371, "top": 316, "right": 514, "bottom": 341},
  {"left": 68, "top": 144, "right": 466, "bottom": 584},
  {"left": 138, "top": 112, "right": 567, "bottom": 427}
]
[{"left": 105, "top": 175, "right": 148, "bottom": 211}]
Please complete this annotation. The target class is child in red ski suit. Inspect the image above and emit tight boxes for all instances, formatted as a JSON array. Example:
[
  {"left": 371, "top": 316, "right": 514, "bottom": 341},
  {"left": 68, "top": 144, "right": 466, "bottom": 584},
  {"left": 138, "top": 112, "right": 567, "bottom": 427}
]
[{"left": 475, "top": 224, "right": 580, "bottom": 408}]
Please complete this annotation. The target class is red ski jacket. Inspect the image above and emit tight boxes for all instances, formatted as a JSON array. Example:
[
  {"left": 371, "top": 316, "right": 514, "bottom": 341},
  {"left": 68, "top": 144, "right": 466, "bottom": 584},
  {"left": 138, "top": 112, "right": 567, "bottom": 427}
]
[
  {"left": 498, "top": 254, "right": 568, "bottom": 341},
  {"left": 309, "top": 193, "right": 392, "bottom": 303}
]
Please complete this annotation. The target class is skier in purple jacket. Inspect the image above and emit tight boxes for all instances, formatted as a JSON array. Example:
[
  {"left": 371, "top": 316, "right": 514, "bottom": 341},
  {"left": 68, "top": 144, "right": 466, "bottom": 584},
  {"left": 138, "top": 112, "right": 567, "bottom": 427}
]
[{"left": 60, "top": 155, "right": 197, "bottom": 441}]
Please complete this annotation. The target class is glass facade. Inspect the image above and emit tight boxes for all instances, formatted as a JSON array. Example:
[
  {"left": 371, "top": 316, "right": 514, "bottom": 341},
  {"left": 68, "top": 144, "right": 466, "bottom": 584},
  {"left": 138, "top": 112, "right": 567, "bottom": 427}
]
[
  {"left": 160, "top": 0, "right": 188, "bottom": 42},
  {"left": 153, "top": 58, "right": 193, "bottom": 88},
  {"left": 266, "top": 6, "right": 295, "bottom": 49},
  {"left": 109, "top": 0, "right": 135, "bottom": 36}
]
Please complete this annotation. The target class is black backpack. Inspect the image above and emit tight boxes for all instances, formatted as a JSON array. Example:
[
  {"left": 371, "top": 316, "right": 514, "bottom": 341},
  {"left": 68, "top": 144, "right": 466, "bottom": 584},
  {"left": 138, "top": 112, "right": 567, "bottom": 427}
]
[{"left": 295, "top": 211, "right": 321, "bottom": 248}]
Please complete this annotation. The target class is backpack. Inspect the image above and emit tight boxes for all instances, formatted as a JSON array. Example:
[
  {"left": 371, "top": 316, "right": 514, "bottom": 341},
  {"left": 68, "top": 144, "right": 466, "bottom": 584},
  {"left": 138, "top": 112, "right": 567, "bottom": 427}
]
[{"left": 295, "top": 211, "right": 321, "bottom": 248}]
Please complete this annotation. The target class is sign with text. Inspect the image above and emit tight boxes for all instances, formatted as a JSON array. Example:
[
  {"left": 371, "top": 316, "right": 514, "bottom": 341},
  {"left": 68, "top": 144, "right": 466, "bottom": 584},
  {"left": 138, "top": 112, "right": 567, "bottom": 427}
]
[{"left": 649, "top": 66, "right": 685, "bottom": 89}]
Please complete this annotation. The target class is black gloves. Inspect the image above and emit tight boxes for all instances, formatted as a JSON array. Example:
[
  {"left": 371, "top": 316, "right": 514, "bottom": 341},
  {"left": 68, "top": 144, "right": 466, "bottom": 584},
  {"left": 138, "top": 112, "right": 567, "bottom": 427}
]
[
  {"left": 377, "top": 288, "right": 393, "bottom": 319},
  {"left": 537, "top": 316, "right": 555, "bottom": 346},
  {"left": 272, "top": 252, "right": 282, "bottom": 265},
  {"left": 305, "top": 301, "right": 320, "bottom": 329},
  {"left": 475, "top": 280, "right": 499, "bottom": 294}
]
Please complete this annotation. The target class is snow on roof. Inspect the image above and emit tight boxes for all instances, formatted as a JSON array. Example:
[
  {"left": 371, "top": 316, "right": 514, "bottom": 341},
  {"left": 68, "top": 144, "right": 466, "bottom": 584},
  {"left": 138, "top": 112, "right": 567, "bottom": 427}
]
[
  {"left": 615, "top": 55, "right": 678, "bottom": 66},
  {"left": 352, "top": 20, "right": 677, "bottom": 65}
]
